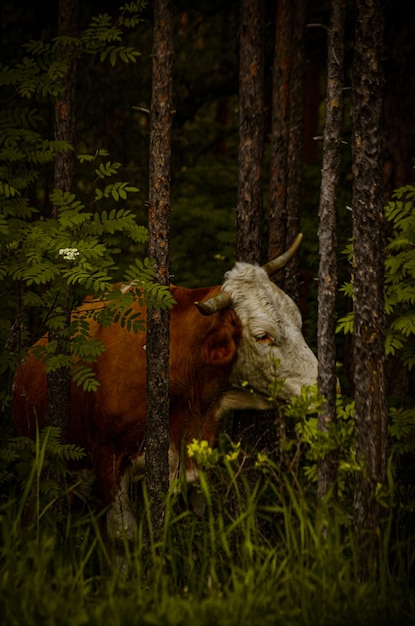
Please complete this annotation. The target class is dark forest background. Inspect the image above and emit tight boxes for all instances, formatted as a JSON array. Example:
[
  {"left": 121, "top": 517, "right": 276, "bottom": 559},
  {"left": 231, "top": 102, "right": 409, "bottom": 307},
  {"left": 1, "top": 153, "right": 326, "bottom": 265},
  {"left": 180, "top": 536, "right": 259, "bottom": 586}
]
[
  {"left": 1, "top": 1, "right": 415, "bottom": 622},
  {"left": 2, "top": 1, "right": 414, "bottom": 269},
  {"left": 3, "top": 0, "right": 414, "bottom": 333}
]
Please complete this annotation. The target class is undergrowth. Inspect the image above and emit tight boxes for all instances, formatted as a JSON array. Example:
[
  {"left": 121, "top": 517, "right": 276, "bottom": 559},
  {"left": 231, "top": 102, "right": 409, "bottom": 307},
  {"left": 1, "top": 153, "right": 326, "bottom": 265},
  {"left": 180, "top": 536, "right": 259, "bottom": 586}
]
[{"left": 0, "top": 425, "right": 414, "bottom": 626}]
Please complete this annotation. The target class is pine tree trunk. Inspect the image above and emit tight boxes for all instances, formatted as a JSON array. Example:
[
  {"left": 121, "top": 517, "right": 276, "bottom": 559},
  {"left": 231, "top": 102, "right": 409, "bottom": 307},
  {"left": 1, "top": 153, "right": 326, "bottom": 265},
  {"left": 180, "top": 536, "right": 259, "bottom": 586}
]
[
  {"left": 351, "top": 0, "right": 387, "bottom": 580},
  {"left": 236, "top": 0, "right": 264, "bottom": 264},
  {"left": 268, "top": 0, "right": 307, "bottom": 303},
  {"left": 268, "top": 0, "right": 291, "bottom": 266},
  {"left": 47, "top": 0, "right": 78, "bottom": 437},
  {"left": 45, "top": 0, "right": 78, "bottom": 520},
  {"left": 232, "top": 0, "right": 265, "bottom": 492},
  {"left": 284, "top": 0, "right": 307, "bottom": 303},
  {"left": 317, "top": 0, "right": 345, "bottom": 501},
  {"left": 145, "top": 0, "right": 174, "bottom": 536}
]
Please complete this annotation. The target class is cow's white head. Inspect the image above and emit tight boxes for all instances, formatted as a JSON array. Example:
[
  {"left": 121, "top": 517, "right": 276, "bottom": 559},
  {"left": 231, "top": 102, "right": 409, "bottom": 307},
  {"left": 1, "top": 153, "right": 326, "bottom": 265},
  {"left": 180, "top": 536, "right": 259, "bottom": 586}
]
[{"left": 195, "top": 235, "right": 318, "bottom": 401}]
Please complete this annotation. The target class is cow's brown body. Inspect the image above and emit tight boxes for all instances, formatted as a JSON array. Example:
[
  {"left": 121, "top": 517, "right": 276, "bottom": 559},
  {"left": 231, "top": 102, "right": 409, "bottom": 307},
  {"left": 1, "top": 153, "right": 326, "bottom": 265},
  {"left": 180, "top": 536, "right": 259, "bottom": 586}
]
[
  {"left": 13, "top": 240, "right": 318, "bottom": 552},
  {"left": 13, "top": 285, "right": 243, "bottom": 500}
]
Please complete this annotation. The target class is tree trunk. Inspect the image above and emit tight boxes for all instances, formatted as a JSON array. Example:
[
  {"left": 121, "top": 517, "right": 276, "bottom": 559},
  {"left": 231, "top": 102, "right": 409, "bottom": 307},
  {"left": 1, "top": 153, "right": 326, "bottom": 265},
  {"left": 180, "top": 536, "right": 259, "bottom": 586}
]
[
  {"left": 145, "top": 0, "right": 174, "bottom": 536},
  {"left": 317, "top": 0, "right": 345, "bottom": 501},
  {"left": 236, "top": 0, "right": 265, "bottom": 264},
  {"left": 268, "top": 0, "right": 307, "bottom": 303},
  {"left": 232, "top": 0, "right": 265, "bottom": 495},
  {"left": 351, "top": 0, "right": 387, "bottom": 580},
  {"left": 45, "top": 0, "right": 78, "bottom": 520},
  {"left": 268, "top": 0, "right": 291, "bottom": 267},
  {"left": 47, "top": 0, "right": 78, "bottom": 438},
  {"left": 284, "top": 0, "right": 307, "bottom": 304}
]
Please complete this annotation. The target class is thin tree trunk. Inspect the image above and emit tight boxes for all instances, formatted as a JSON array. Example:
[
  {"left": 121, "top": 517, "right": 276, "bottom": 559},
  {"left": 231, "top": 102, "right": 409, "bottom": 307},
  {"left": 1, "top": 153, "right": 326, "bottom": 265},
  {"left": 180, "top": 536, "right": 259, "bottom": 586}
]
[
  {"left": 269, "top": 0, "right": 291, "bottom": 267},
  {"left": 45, "top": 0, "right": 78, "bottom": 520},
  {"left": 351, "top": 0, "right": 387, "bottom": 580},
  {"left": 47, "top": 0, "right": 78, "bottom": 437},
  {"left": 232, "top": 0, "right": 265, "bottom": 494},
  {"left": 284, "top": 0, "right": 307, "bottom": 303},
  {"left": 236, "top": 0, "right": 265, "bottom": 263},
  {"left": 317, "top": 0, "right": 345, "bottom": 501},
  {"left": 266, "top": 0, "right": 307, "bottom": 466},
  {"left": 145, "top": 0, "right": 174, "bottom": 536},
  {"left": 268, "top": 0, "right": 307, "bottom": 303}
]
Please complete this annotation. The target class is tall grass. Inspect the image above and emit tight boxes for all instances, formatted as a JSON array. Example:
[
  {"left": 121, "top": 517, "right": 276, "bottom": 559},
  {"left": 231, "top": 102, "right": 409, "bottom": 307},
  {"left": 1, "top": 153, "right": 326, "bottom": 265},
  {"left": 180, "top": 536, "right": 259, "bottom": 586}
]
[{"left": 0, "top": 437, "right": 414, "bottom": 626}]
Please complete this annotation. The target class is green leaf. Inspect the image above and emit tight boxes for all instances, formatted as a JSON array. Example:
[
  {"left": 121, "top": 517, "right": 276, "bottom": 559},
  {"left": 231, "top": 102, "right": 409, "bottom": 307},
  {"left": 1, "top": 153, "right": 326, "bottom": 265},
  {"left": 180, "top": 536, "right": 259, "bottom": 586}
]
[
  {"left": 71, "top": 364, "right": 100, "bottom": 391},
  {"left": 391, "top": 313, "right": 415, "bottom": 337},
  {"left": 336, "top": 312, "right": 354, "bottom": 335},
  {"left": 95, "top": 161, "right": 121, "bottom": 179},
  {"left": 385, "top": 333, "right": 404, "bottom": 356}
]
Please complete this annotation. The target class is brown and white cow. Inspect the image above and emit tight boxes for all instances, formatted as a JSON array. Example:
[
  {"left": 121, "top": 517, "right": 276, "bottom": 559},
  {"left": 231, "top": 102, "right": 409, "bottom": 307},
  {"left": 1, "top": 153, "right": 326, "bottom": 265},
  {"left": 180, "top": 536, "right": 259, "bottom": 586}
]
[{"left": 12, "top": 234, "right": 317, "bottom": 545}]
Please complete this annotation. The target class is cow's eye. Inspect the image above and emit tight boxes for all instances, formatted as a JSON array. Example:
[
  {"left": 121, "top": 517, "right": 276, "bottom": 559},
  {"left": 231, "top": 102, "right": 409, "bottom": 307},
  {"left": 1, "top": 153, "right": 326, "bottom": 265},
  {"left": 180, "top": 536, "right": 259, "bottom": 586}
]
[{"left": 255, "top": 333, "right": 273, "bottom": 344}]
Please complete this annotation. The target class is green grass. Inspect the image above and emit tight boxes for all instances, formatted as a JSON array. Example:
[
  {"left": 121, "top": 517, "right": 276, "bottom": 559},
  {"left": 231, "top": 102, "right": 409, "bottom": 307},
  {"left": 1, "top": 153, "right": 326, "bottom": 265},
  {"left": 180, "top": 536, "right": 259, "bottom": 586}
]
[{"left": 1, "top": 447, "right": 414, "bottom": 626}]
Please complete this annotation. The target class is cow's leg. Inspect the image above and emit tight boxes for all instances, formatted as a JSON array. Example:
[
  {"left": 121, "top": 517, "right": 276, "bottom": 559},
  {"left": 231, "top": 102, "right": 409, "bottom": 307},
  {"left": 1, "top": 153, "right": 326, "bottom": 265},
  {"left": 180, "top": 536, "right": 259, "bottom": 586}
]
[
  {"left": 106, "top": 469, "right": 137, "bottom": 545},
  {"left": 127, "top": 445, "right": 197, "bottom": 486},
  {"left": 105, "top": 470, "right": 137, "bottom": 575},
  {"left": 94, "top": 449, "right": 137, "bottom": 573}
]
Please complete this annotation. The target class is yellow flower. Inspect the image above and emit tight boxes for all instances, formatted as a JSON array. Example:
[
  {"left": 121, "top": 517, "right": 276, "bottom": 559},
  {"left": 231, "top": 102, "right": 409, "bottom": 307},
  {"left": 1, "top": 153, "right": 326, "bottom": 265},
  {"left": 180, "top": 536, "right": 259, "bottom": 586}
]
[
  {"left": 225, "top": 441, "right": 241, "bottom": 462},
  {"left": 187, "top": 439, "right": 213, "bottom": 461},
  {"left": 255, "top": 452, "right": 269, "bottom": 469}
]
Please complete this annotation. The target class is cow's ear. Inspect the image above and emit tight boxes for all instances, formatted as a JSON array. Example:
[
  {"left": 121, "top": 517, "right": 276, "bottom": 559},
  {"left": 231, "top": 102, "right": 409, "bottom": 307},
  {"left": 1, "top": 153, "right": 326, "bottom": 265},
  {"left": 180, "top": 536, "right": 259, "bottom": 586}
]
[{"left": 202, "top": 321, "right": 239, "bottom": 366}]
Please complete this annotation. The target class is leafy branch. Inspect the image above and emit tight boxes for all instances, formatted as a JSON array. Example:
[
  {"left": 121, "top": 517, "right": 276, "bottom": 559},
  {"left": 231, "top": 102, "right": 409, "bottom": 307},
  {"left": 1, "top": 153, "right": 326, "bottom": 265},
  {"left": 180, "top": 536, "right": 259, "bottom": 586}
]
[{"left": 0, "top": 0, "right": 171, "bottom": 401}]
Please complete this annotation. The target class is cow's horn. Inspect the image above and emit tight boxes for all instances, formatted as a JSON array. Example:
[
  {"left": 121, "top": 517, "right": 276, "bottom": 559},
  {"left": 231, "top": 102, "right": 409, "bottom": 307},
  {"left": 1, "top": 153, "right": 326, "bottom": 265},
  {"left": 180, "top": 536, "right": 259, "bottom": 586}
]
[
  {"left": 194, "top": 291, "right": 233, "bottom": 316},
  {"left": 262, "top": 233, "right": 303, "bottom": 277}
]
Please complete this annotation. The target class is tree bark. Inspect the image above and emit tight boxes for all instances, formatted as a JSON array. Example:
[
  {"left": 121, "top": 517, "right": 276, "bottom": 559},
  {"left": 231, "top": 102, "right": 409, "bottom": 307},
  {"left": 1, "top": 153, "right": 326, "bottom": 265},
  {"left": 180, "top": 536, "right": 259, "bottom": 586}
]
[
  {"left": 46, "top": 0, "right": 78, "bottom": 440},
  {"left": 284, "top": 0, "right": 307, "bottom": 303},
  {"left": 44, "top": 0, "right": 78, "bottom": 523},
  {"left": 236, "top": 0, "right": 265, "bottom": 264},
  {"left": 268, "top": 0, "right": 307, "bottom": 303},
  {"left": 268, "top": 0, "right": 291, "bottom": 267},
  {"left": 317, "top": 0, "right": 345, "bottom": 501},
  {"left": 145, "top": 0, "right": 174, "bottom": 536},
  {"left": 232, "top": 0, "right": 265, "bottom": 496},
  {"left": 351, "top": 0, "right": 387, "bottom": 580}
]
